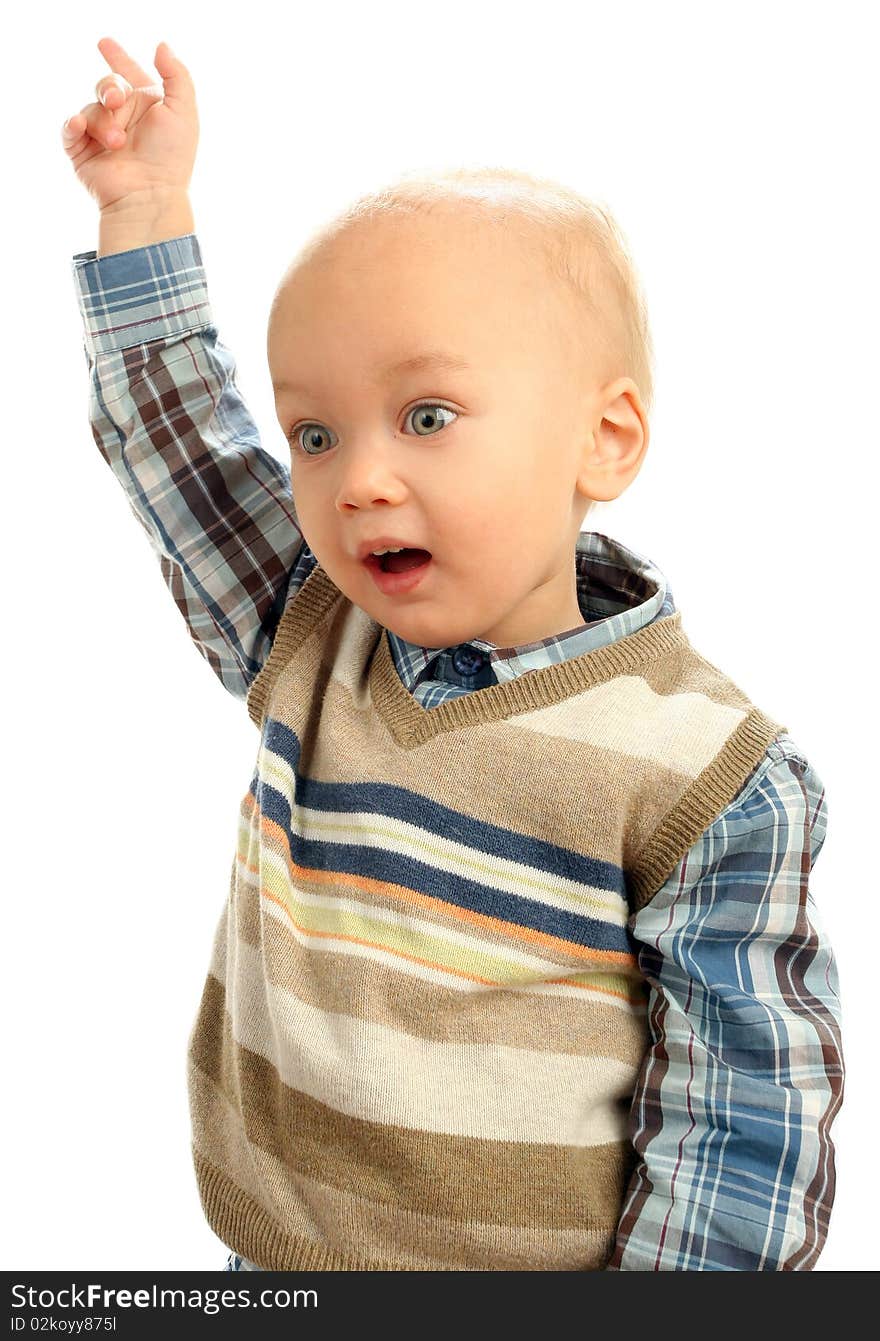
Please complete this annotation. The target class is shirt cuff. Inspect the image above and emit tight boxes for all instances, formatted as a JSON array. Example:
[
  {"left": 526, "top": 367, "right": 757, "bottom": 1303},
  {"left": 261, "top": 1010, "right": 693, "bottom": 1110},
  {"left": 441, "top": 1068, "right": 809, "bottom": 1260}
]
[{"left": 71, "top": 233, "right": 214, "bottom": 360}]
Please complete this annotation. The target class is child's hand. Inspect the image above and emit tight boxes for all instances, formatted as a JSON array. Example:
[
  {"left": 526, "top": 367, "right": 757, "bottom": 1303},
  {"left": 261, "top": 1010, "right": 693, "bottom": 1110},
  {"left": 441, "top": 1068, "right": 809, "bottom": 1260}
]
[{"left": 61, "top": 37, "right": 199, "bottom": 214}]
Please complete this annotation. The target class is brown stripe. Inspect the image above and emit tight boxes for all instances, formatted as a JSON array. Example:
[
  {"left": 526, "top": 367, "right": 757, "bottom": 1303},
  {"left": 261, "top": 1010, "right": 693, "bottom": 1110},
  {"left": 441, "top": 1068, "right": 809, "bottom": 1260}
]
[
  {"left": 189, "top": 1068, "right": 620, "bottom": 1269},
  {"left": 247, "top": 663, "right": 711, "bottom": 889},
  {"left": 188, "top": 973, "right": 634, "bottom": 1231},
  {"left": 193, "top": 1149, "right": 619, "bottom": 1271},
  {"left": 248, "top": 701, "right": 674, "bottom": 908}
]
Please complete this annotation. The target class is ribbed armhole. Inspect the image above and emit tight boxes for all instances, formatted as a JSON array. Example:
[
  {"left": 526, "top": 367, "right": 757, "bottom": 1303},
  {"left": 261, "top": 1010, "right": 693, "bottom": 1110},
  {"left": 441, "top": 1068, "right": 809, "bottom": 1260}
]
[{"left": 628, "top": 706, "right": 788, "bottom": 911}]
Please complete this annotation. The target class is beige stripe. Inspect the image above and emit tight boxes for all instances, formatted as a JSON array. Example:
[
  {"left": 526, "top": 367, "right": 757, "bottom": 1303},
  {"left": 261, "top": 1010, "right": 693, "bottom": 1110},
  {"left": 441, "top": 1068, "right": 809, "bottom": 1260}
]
[
  {"left": 188, "top": 976, "right": 632, "bottom": 1229},
  {"left": 209, "top": 935, "right": 638, "bottom": 1145},
  {"left": 190, "top": 1062, "right": 622, "bottom": 1269},
  {"left": 516, "top": 674, "right": 746, "bottom": 772}
]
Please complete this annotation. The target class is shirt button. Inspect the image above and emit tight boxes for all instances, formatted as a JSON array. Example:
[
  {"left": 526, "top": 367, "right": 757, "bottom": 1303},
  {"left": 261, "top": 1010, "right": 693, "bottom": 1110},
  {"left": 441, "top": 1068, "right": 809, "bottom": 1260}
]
[{"left": 452, "top": 645, "right": 486, "bottom": 676}]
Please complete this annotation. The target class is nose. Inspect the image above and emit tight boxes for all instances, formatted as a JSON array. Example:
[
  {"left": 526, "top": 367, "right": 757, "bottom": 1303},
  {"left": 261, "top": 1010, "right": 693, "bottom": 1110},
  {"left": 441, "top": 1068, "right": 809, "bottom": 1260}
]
[{"left": 334, "top": 437, "right": 410, "bottom": 512}]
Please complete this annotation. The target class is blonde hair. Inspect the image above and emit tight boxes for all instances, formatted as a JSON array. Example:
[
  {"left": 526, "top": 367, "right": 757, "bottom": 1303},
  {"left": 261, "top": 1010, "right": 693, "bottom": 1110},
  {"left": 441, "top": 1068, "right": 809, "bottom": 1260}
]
[{"left": 291, "top": 164, "right": 655, "bottom": 418}]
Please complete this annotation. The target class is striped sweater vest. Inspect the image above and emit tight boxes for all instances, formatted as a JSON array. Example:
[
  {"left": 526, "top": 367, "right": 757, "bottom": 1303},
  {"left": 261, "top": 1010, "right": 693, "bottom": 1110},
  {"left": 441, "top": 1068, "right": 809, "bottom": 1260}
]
[{"left": 186, "top": 561, "right": 786, "bottom": 1271}]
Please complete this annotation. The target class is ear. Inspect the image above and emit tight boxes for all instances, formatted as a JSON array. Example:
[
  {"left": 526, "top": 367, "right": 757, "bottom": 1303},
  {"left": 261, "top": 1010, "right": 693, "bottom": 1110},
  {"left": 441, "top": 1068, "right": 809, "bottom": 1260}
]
[{"left": 575, "top": 377, "right": 649, "bottom": 504}]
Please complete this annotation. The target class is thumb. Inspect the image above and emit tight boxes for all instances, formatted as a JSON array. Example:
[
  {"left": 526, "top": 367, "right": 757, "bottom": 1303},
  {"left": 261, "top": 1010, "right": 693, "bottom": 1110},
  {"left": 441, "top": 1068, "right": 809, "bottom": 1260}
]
[{"left": 153, "top": 41, "right": 195, "bottom": 110}]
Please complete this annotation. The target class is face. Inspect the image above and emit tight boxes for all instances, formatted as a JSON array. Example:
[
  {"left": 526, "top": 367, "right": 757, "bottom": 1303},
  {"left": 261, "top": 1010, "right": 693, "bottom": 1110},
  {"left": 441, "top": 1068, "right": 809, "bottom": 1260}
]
[{"left": 268, "top": 211, "right": 605, "bottom": 651}]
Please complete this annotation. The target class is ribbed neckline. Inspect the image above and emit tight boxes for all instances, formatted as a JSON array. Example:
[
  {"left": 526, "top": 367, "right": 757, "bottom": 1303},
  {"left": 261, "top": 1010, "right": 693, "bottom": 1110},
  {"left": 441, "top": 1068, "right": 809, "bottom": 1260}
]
[{"left": 246, "top": 562, "right": 691, "bottom": 747}]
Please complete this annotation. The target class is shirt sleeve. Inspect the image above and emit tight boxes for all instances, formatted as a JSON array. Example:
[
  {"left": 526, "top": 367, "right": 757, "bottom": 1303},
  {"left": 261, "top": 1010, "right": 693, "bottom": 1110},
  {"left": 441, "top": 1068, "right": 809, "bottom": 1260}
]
[
  {"left": 71, "top": 233, "right": 308, "bottom": 701},
  {"left": 607, "top": 731, "right": 844, "bottom": 1270}
]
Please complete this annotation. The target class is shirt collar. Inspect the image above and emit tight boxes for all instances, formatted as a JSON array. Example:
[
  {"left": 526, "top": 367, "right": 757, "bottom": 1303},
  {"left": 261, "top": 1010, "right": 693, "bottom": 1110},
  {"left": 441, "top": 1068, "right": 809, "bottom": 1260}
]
[{"left": 386, "top": 530, "right": 675, "bottom": 693}]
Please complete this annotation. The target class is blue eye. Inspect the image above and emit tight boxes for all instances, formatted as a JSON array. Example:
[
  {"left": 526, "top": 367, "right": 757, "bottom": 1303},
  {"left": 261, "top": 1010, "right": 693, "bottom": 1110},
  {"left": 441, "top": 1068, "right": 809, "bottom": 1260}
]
[
  {"left": 289, "top": 423, "right": 339, "bottom": 457},
  {"left": 404, "top": 403, "right": 458, "bottom": 436},
  {"left": 288, "top": 403, "right": 457, "bottom": 456}
]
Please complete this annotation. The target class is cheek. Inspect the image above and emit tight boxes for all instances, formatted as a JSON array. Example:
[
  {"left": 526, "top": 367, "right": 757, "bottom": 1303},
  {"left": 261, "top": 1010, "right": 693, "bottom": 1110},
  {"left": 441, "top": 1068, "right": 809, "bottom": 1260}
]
[{"left": 285, "top": 487, "right": 327, "bottom": 554}]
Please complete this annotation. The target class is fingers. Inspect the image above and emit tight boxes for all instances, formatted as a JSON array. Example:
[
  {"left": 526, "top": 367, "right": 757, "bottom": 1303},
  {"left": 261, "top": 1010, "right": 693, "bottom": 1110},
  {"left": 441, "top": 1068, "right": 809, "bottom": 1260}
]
[
  {"left": 97, "top": 76, "right": 165, "bottom": 109},
  {"left": 96, "top": 35, "right": 153, "bottom": 90},
  {"left": 95, "top": 73, "right": 133, "bottom": 108},
  {"left": 95, "top": 37, "right": 180, "bottom": 111},
  {"left": 62, "top": 36, "right": 186, "bottom": 156},
  {"left": 152, "top": 41, "right": 196, "bottom": 113},
  {"left": 61, "top": 100, "right": 125, "bottom": 154},
  {"left": 61, "top": 113, "right": 87, "bottom": 151}
]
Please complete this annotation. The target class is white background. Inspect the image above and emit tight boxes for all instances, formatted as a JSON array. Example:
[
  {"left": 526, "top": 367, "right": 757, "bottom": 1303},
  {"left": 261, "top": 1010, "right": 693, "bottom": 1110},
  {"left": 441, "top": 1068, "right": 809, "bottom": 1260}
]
[{"left": 3, "top": 0, "right": 876, "bottom": 1271}]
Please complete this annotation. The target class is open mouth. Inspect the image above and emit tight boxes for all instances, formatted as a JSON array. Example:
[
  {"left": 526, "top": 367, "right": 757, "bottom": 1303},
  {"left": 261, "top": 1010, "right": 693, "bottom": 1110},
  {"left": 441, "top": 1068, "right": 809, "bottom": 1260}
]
[
  {"left": 362, "top": 547, "right": 434, "bottom": 594},
  {"left": 364, "top": 548, "right": 432, "bottom": 574}
]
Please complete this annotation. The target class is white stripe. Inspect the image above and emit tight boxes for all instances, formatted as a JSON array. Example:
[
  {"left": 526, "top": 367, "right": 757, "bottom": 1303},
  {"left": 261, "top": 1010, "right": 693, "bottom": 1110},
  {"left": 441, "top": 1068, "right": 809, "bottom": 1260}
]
[
  {"left": 216, "top": 936, "right": 639, "bottom": 1145},
  {"left": 518, "top": 676, "right": 747, "bottom": 774}
]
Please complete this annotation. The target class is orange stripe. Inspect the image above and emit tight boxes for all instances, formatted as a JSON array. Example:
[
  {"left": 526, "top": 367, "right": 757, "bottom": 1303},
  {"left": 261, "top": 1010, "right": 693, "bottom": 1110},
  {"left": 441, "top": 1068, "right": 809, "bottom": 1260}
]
[{"left": 251, "top": 868, "right": 643, "bottom": 1005}]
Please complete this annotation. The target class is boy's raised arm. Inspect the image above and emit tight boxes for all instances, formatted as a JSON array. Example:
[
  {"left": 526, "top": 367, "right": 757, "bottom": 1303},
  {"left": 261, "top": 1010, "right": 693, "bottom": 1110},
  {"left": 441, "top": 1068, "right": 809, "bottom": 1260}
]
[
  {"left": 64, "top": 39, "right": 309, "bottom": 701},
  {"left": 72, "top": 231, "right": 307, "bottom": 700}
]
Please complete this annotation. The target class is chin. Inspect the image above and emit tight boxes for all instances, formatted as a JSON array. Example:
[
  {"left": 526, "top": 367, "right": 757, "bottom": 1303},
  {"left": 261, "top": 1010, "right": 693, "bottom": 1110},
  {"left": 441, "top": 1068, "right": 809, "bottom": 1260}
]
[{"left": 388, "top": 617, "right": 475, "bottom": 651}]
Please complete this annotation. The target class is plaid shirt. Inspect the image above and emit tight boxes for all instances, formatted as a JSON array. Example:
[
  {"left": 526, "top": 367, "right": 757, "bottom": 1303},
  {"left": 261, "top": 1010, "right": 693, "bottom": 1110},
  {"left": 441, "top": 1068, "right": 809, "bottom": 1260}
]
[{"left": 71, "top": 233, "right": 844, "bottom": 1270}]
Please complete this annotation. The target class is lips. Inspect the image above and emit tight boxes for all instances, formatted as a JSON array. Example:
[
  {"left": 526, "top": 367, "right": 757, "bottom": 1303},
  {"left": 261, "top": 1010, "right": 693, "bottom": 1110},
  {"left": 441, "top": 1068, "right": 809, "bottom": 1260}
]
[{"left": 363, "top": 549, "right": 433, "bottom": 595}]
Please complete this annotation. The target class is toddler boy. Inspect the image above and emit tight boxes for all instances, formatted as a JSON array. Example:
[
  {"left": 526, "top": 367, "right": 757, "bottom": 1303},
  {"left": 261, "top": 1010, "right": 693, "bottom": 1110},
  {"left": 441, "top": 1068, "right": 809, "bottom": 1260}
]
[{"left": 67, "top": 41, "right": 844, "bottom": 1272}]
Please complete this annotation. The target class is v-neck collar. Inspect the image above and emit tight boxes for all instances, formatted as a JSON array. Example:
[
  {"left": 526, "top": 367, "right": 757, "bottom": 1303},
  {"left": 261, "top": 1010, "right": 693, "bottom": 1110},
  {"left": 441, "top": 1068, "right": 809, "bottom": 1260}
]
[
  {"left": 368, "top": 600, "right": 687, "bottom": 747},
  {"left": 246, "top": 540, "right": 688, "bottom": 745}
]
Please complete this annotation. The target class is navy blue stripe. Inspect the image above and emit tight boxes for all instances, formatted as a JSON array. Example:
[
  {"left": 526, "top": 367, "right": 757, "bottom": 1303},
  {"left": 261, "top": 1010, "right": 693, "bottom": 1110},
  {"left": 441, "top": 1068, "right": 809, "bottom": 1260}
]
[
  {"left": 263, "top": 717, "right": 627, "bottom": 895},
  {"left": 252, "top": 773, "right": 632, "bottom": 955}
]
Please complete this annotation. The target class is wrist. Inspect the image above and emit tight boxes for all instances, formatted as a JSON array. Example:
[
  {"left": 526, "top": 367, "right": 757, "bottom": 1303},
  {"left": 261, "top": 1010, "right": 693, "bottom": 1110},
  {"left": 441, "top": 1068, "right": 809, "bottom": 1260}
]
[{"left": 97, "top": 191, "right": 195, "bottom": 257}]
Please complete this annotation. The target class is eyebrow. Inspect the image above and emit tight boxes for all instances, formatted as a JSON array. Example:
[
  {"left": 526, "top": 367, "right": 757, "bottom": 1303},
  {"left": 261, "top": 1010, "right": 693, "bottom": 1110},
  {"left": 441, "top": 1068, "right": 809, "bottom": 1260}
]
[{"left": 272, "top": 350, "right": 472, "bottom": 396}]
